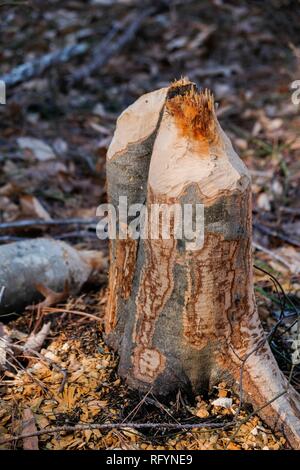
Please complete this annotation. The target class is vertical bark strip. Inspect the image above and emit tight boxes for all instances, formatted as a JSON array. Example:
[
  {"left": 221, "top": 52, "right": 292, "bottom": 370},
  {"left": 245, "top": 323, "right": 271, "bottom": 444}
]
[
  {"left": 105, "top": 79, "right": 300, "bottom": 449},
  {"left": 105, "top": 87, "right": 167, "bottom": 343},
  {"left": 132, "top": 223, "right": 177, "bottom": 383}
]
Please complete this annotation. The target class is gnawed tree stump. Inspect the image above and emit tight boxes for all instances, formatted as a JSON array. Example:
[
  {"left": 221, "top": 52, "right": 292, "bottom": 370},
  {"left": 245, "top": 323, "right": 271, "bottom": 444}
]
[{"left": 105, "top": 79, "right": 300, "bottom": 448}]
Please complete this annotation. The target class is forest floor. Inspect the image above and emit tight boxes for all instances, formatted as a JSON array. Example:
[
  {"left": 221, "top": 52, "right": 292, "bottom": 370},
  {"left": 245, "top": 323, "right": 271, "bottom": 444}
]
[{"left": 0, "top": 0, "right": 300, "bottom": 450}]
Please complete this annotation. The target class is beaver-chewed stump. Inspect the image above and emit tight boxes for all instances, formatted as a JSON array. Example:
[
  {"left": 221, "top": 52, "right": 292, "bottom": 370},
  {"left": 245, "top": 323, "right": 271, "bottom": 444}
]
[{"left": 105, "top": 78, "right": 300, "bottom": 449}]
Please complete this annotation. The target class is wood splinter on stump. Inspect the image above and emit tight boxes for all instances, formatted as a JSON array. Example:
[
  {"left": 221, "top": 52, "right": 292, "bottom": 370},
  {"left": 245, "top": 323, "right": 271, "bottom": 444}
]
[{"left": 105, "top": 78, "right": 300, "bottom": 448}]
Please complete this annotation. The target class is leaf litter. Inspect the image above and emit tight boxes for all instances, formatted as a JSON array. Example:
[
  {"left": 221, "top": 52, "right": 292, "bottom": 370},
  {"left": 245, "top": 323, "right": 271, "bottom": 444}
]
[
  {"left": 0, "top": 0, "right": 300, "bottom": 451},
  {"left": 0, "top": 291, "right": 286, "bottom": 450}
]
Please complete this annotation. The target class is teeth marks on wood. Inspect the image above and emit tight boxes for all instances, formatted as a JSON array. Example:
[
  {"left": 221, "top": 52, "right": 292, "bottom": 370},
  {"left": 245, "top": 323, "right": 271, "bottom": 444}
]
[
  {"left": 132, "top": 234, "right": 176, "bottom": 382},
  {"left": 166, "top": 87, "right": 217, "bottom": 146},
  {"left": 105, "top": 239, "right": 137, "bottom": 334},
  {"left": 105, "top": 251, "right": 118, "bottom": 335},
  {"left": 118, "top": 239, "right": 138, "bottom": 300},
  {"left": 183, "top": 234, "right": 237, "bottom": 349},
  {"left": 133, "top": 346, "right": 166, "bottom": 384}
]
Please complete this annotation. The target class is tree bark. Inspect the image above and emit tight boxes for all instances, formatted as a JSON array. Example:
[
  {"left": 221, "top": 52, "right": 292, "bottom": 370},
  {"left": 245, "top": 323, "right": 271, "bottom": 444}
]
[{"left": 105, "top": 79, "right": 300, "bottom": 449}]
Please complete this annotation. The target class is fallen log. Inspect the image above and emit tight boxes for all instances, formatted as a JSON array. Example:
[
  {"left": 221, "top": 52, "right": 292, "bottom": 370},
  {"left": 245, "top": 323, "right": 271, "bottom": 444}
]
[
  {"left": 0, "top": 8, "right": 154, "bottom": 88},
  {"left": 0, "top": 238, "right": 105, "bottom": 315},
  {"left": 71, "top": 7, "right": 155, "bottom": 84},
  {"left": 0, "top": 43, "right": 89, "bottom": 88},
  {"left": 105, "top": 78, "right": 300, "bottom": 449}
]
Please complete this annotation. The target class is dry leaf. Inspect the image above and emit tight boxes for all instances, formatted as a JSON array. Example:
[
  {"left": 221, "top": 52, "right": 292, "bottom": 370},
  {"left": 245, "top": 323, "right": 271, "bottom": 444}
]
[
  {"left": 24, "top": 323, "right": 51, "bottom": 352},
  {"left": 19, "top": 194, "right": 52, "bottom": 221},
  {"left": 17, "top": 137, "right": 56, "bottom": 161}
]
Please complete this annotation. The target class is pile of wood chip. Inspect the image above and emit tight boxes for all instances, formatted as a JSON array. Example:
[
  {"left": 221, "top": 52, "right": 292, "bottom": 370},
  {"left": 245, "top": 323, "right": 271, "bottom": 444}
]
[{"left": 0, "top": 301, "right": 285, "bottom": 450}]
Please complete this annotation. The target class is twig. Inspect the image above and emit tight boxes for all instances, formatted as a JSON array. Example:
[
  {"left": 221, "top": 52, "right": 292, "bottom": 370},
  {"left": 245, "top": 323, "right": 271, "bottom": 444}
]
[
  {"left": 0, "top": 217, "right": 97, "bottom": 230},
  {"left": 55, "top": 231, "right": 99, "bottom": 240},
  {"left": 253, "top": 241, "right": 293, "bottom": 272},
  {"left": 0, "top": 231, "right": 100, "bottom": 243},
  {"left": 0, "top": 7, "right": 155, "bottom": 89},
  {"left": 0, "top": 43, "right": 89, "bottom": 87},
  {"left": 0, "top": 1, "right": 30, "bottom": 6},
  {"left": 121, "top": 388, "right": 153, "bottom": 424},
  {"left": 254, "top": 263, "right": 287, "bottom": 323},
  {"left": 254, "top": 264, "right": 299, "bottom": 321},
  {"left": 253, "top": 221, "right": 300, "bottom": 248},
  {"left": 279, "top": 207, "right": 300, "bottom": 216},
  {"left": 190, "top": 64, "right": 242, "bottom": 79},
  {"left": 147, "top": 394, "right": 181, "bottom": 425},
  {"left": 5, "top": 350, "right": 49, "bottom": 394},
  {"left": 0, "top": 286, "right": 5, "bottom": 304},
  {"left": 71, "top": 7, "right": 155, "bottom": 83},
  {"left": 0, "top": 236, "right": 28, "bottom": 242},
  {"left": 0, "top": 420, "right": 232, "bottom": 445},
  {"left": 42, "top": 307, "right": 102, "bottom": 323}
]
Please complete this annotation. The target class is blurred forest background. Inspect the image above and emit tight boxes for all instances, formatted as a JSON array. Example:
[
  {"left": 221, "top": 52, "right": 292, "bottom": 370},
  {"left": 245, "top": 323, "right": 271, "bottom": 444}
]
[{"left": 1, "top": 0, "right": 300, "bottom": 451}]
